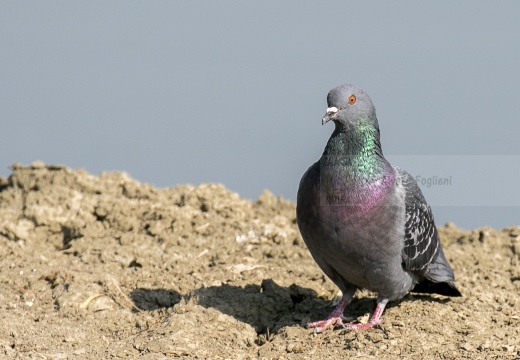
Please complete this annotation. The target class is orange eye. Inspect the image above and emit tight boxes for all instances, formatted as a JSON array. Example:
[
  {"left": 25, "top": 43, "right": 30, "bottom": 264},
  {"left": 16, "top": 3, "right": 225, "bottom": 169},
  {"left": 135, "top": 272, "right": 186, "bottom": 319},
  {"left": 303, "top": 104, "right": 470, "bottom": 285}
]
[{"left": 348, "top": 95, "right": 356, "bottom": 104}]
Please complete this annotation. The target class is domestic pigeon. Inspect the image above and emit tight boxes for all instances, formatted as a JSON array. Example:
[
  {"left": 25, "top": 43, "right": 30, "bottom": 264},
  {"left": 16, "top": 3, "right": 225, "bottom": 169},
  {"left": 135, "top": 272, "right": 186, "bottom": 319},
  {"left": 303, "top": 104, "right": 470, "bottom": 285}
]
[{"left": 296, "top": 84, "right": 461, "bottom": 332}]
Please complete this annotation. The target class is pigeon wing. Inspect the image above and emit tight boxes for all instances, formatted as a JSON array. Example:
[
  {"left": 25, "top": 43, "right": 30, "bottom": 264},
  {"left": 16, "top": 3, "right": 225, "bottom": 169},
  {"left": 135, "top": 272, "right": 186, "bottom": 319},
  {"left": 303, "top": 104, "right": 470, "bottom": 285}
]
[{"left": 398, "top": 168, "right": 441, "bottom": 273}]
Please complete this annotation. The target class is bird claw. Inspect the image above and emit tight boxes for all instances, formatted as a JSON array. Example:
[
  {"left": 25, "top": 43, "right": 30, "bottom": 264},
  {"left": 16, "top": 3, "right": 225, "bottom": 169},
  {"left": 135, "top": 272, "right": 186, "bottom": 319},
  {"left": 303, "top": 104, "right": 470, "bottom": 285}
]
[
  {"left": 308, "top": 315, "right": 356, "bottom": 333},
  {"left": 342, "top": 317, "right": 384, "bottom": 331},
  {"left": 310, "top": 316, "right": 385, "bottom": 332}
]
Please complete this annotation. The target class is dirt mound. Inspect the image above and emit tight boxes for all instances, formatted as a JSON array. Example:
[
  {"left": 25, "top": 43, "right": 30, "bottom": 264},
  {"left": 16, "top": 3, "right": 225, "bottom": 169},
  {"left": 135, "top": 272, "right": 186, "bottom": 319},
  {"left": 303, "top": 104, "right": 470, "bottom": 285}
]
[{"left": 0, "top": 163, "right": 518, "bottom": 359}]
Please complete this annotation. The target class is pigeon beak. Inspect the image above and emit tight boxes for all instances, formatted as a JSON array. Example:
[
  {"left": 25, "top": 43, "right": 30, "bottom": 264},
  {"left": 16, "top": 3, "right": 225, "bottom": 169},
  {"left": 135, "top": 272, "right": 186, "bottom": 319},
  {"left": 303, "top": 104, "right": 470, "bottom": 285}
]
[{"left": 322, "top": 107, "right": 339, "bottom": 125}]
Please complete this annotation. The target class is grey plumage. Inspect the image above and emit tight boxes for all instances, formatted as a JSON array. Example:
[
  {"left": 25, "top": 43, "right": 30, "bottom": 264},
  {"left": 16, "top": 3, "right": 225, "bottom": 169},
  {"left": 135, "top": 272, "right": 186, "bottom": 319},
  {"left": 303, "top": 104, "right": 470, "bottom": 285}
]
[{"left": 296, "top": 84, "right": 461, "bottom": 332}]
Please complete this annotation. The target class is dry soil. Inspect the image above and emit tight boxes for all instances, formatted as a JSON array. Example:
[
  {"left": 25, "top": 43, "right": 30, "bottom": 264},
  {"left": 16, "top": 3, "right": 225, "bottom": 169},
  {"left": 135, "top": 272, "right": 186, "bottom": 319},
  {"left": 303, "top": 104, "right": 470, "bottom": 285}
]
[{"left": 0, "top": 163, "right": 519, "bottom": 359}]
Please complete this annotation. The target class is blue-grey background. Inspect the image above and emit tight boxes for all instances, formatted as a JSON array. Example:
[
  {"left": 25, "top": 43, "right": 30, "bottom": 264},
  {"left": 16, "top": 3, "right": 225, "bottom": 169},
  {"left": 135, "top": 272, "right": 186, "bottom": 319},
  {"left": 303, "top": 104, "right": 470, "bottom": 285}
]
[{"left": 1, "top": 1, "right": 519, "bottom": 230}]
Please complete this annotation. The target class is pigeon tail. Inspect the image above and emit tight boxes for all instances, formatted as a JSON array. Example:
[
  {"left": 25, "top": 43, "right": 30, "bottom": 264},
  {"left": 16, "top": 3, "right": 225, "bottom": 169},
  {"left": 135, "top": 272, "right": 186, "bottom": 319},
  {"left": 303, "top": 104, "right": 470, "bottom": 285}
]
[
  {"left": 411, "top": 278, "right": 462, "bottom": 297},
  {"left": 413, "top": 246, "right": 462, "bottom": 297},
  {"left": 425, "top": 245, "right": 457, "bottom": 281}
]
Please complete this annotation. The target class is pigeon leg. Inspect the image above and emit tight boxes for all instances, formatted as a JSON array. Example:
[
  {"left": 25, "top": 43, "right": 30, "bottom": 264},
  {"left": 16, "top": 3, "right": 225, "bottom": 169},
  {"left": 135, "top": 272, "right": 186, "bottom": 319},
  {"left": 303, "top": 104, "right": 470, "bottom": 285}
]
[
  {"left": 308, "top": 292, "right": 355, "bottom": 333},
  {"left": 343, "top": 297, "right": 389, "bottom": 330}
]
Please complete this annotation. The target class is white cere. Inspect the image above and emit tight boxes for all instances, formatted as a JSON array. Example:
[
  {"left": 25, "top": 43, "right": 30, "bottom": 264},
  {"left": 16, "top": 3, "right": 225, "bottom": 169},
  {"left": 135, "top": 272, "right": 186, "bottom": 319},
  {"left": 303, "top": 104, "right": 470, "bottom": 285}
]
[{"left": 326, "top": 107, "right": 339, "bottom": 115}]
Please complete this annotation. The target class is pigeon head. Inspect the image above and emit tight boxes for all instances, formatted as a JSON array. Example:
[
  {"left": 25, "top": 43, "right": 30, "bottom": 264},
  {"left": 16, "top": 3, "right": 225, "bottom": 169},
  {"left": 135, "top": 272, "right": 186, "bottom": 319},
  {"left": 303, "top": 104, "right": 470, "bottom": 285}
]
[{"left": 322, "top": 84, "right": 377, "bottom": 128}]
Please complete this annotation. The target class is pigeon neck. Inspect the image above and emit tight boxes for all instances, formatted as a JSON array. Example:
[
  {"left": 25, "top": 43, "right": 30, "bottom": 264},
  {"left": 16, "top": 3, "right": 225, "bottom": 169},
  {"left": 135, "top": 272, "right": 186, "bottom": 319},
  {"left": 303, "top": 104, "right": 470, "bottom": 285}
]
[
  {"left": 321, "top": 119, "right": 392, "bottom": 181},
  {"left": 324, "top": 120, "right": 384, "bottom": 159},
  {"left": 319, "top": 120, "right": 394, "bottom": 213}
]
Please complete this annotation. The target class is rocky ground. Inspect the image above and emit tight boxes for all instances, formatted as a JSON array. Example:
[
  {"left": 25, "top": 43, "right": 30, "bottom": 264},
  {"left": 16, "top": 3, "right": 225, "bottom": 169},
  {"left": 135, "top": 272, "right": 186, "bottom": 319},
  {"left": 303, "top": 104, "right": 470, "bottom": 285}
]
[{"left": 0, "top": 163, "right": 519, "bottom": 359}]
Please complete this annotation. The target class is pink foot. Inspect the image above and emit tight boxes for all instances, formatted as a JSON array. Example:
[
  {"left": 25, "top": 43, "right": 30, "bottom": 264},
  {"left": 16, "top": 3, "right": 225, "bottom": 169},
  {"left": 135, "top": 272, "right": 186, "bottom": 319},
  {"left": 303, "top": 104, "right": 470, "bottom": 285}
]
[
  {"left": 308, "top": 315, "right": 355, "bottom": 332},
  {"left": 307, "top": 298, "right": 353, "bottom": 332},
  {"left": 342, "top": 317, "right": 383, "bottom": 330},
  {"left": 308, "top": 297, "right": 389, "bottom": 332},
  {"left": 342, "top": 298, "right": 388, "bottom": 331}
]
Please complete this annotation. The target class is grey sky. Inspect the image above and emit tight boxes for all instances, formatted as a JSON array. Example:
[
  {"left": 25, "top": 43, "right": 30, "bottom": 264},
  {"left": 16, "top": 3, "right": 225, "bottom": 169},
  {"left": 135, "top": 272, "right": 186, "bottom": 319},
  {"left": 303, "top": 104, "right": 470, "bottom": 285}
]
[{"left": 1, "top": 2, "right": 519, "bottom": 230}]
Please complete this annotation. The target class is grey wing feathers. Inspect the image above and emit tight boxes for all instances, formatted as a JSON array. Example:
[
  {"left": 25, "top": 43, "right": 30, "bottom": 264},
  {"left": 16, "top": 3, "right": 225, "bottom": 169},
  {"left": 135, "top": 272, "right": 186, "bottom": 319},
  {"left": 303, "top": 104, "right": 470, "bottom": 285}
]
[
  {"left": 397, "top": 168, "right": 460, "bottom": 296},
  {"left": 397, "top": 168, "right": 440, "bottom": 273}
]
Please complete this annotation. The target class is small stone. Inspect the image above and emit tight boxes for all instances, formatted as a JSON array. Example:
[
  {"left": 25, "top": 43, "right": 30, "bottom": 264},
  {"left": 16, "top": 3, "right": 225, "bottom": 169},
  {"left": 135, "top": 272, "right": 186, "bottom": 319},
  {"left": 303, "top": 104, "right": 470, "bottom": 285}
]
[{"left": 459, "top": 342, "right": 474, "bottom": 352}]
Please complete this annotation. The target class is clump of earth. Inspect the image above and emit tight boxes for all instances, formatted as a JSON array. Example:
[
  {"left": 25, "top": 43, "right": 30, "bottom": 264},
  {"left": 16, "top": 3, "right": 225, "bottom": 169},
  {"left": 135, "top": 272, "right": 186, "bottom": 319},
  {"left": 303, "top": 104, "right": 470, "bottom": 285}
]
[{"left": 0, "top": 162, "right": 518, "bottom": 359}]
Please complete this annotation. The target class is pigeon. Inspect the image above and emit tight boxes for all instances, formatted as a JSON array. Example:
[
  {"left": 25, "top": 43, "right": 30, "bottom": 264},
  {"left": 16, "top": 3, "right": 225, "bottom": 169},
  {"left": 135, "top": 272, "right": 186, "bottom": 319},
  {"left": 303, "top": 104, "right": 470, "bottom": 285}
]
[{"left": 296, "top": 84, "right": 461, "bottom": 332}]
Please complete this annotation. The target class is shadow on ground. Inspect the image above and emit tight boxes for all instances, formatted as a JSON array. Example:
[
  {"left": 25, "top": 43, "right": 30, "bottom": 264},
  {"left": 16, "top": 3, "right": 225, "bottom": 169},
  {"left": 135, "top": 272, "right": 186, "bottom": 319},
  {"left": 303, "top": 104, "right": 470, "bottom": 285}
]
[
  {"left": 129, "top": 280, "right": 454, "bottom": 334},
  {"left": 130, "top": 288, "right": 182, "bottom": 311},
  {"left": 191, "top": 279, "right": 320, "bottom": 333}
]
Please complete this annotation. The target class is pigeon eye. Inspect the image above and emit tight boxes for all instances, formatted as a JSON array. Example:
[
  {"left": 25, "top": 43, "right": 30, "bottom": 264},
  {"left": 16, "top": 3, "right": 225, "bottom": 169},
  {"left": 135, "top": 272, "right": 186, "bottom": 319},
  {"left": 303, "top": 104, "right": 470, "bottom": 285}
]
[{"left": 348, "top": 95, "right": 356, "bottom": 104}]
